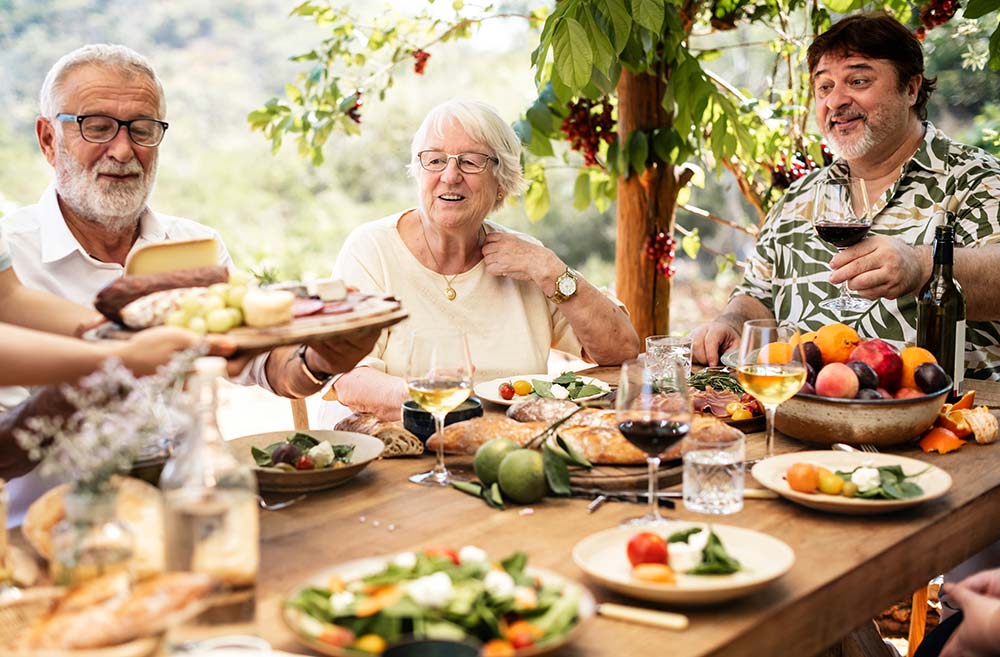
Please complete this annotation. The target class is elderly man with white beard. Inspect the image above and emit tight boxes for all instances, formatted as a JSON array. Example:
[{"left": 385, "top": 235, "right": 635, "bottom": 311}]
[{"left": 0, "top": 44, "right": 378, "bottom": 524}]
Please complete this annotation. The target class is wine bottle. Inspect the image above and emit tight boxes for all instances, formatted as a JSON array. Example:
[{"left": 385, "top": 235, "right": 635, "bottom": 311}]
[{"left": 916, "top": 224, "right": 966, "bottom": 397}]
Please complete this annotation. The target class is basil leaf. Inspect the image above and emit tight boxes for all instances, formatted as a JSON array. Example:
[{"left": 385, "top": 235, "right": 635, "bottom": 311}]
[
  {"left": 573, "top": 383, "right": 605, "bottom": 399},
  {"left": 687, "top": 531, "right": 741, "bottom": 575},
  {"left": 898, "top": 480, "right": 924, "bottom": 498},
  {"left": 551, "top": 371, "right": 578, "bottom": 385},
  {"left": 532, "top": 379, "right": 554, "bottom": 398},
  {"left": 667, "top": 527, "right": 703, "bottom": 543},
  {"left": 252, "top": 446, "right": 274, "bottom": 467},
  {"left": 287, "top": 431, "right": 320, "bottom": 451}
]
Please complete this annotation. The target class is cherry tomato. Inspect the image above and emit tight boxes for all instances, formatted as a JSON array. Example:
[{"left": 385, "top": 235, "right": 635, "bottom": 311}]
[
  {"left": 423, "top": 546, "right": 460, "bottom": 565},
  {"left": 499, "top": 383, "right": 515, "bottom": 400},
  {"left": 626, "top": 531, "right": 668, "bottom": 566},
  {"left": 295, "top": 455, "right": 315, "bottom": 470}
]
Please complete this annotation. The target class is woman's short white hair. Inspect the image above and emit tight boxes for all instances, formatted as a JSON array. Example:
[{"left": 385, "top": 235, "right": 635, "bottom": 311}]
[
  {"left": 408, "top": 99, "right": 528, "bottom": 210},
  {"left": 39, "top": 44, "right": 166, "bottom": 119}
]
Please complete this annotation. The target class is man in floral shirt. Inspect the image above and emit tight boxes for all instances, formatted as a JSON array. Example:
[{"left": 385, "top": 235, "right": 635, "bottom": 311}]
[{"left": 692, "top": 13, "right": 1000, "bottom": 381}]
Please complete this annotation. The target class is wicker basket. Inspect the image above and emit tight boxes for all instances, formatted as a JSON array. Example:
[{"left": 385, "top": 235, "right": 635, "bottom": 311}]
[{"left": 0, "top": 585, "right": 161, "bottom": 657}]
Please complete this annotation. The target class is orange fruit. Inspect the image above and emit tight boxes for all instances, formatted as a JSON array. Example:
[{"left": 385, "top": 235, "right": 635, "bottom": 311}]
[
  {"left": 785, "top": 463, "right": 819, "bottom": 493},
  {"left": 813, "top": 323, "right": 861, "bottom": 364},
  {"left": 899, "top": 347, "right": 937, "bottom": 390},
  {"left": 790, "top": 331, "right": 817, "bottom": 345},
  {"left": 757, "top": 341, "right": 794, "bottom": 365}
]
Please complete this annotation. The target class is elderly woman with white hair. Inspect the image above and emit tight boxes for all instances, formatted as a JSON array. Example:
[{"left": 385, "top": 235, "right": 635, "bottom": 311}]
[{"left": 321, "top": 99, "right": 640, "bottom": 422}]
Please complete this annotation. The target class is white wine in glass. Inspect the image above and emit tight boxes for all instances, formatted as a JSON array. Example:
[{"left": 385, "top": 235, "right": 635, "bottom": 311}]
[
  {"left": 736, "top": 320, "right": 807, "bottom": 457},
  {"left": 405, "top": 328, "right": 473, "bottom": 486}
]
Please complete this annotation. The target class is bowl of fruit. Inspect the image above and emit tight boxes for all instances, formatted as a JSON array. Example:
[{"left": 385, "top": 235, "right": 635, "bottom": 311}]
[{"left": 773, "top": 324, "right": 951, "bottom": 447}]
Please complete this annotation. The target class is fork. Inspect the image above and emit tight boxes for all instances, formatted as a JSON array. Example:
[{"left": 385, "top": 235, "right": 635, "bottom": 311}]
[
  {"left": 257, "top": 493, "right": 307, "bottom": 511},
  {"left": 858, "top": 444, "right": 880, "bottom": 453}
]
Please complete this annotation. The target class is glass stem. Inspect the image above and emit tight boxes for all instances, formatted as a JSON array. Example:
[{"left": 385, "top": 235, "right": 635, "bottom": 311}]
[
  {"left": 432, "top": 413, "right": 448, "bottom": 483},
  {"left": 836, "top": 247, "right": 853, "bottom": 302},
  {"left": 647, "top": 456, "right": 661, "bottom": 521},
  {"left": 763, "top": 403, "right": 778, "bottom": 457}
]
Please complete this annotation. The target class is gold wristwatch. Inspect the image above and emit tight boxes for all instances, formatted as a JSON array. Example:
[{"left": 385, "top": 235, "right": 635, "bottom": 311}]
[{"left": 547, "top": 268, "right": 579, "bottom": 304}]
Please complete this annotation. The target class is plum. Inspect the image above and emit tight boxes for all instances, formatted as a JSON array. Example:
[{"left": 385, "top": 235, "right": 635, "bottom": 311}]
[
  {"left": 802, "top": 341, "right": 824, "bottom": 374},
  {"left": 914, "top": 362, "right": 950, "bottom": 394},
  {"left": 856, "top": 388, "right": 883, "bottom": 400},
  {"left": 846, "top": 361, "right": 879, "bottom": 390},
  {"left": 271, "top": 442, "right": 302, "bottom": 465}
]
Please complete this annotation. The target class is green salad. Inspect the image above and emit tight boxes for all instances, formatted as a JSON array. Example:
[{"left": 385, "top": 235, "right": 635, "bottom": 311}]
[
  {"left": 285, "top": 548, "right": 583, "bottom": 654},
  {"left": 252, "top": 431, "right": 354, "bottom": 471}
]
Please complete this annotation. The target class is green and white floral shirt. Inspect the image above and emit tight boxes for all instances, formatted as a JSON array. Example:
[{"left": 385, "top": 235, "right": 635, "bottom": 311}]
[{"left": 734, "top": 123, "right": 1000, "bottom": 380}]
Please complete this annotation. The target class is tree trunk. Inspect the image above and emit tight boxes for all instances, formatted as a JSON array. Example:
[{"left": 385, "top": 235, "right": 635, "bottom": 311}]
[{"left": 615, "top": 68, "right": 679, "bottom": 340}]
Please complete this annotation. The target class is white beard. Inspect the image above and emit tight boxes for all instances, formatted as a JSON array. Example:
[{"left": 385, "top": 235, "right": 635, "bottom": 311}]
[
  {"left": 823, "top": 100, "right": 909, "bottom": 163},
  {"left": 54, "top": 139, "right": 157, "bottom": 233}
]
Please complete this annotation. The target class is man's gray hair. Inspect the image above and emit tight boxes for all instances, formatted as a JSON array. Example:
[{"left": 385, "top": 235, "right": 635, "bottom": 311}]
[
  {"left": 39, "top": 44, "right": 166, "bottom": 119},
  {"left": 409, "top": 99, "right": 528, "bottom": 209}
]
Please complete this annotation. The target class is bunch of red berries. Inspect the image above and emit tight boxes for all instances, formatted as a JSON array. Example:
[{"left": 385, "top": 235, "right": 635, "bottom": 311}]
[
  {"left": 644, "top": 230, "right": 676, "bottom": 278},
  {"left": 769, "top": 145, "right": 831, "bottom": 190},
  {"left": 916, "top": 0, "right": 958, "bottom": 39},
  {"left": 560, "top": 98, "right": 616, "bottom": 166},
  {"left": 412, "top": 49, "right": 431, "bottom": 75},
  {"left": 347, "top": 91, "right": 362, "bottom": 124}
]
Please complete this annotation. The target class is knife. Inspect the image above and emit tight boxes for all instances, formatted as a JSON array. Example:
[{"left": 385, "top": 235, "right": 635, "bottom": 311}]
[{"left": 567, "top": 490, "right": 676, "bottom": 508}]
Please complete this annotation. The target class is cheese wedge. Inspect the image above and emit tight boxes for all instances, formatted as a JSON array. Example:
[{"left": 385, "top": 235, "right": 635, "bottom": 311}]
[{"left": 125, "top": 238, "right": 219, "bottom": 276}]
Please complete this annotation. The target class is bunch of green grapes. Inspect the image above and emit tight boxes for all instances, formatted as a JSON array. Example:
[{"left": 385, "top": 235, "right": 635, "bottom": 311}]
[{"left": 164, "top": 272, "right": 251, "bottom": 334}]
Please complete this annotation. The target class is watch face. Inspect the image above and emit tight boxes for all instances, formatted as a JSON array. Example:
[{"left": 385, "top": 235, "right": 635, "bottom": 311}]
[{"left": 558, "top": 274, "right": 577, "bottom": 296}]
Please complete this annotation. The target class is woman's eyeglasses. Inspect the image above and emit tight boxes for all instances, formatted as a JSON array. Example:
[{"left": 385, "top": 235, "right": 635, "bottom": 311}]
[{"left": 416, "top": 150, "right": 498, "bottom": 174}]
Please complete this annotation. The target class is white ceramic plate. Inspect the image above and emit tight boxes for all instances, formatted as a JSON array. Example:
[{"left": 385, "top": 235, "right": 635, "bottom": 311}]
[
  {"left": 474, "top": 374, "right": 611, "bottom": 406},
  {"left": 231, "top": 430, "right": 384, "bottom": 493},
  {"left": 572, "top": 522, "right": 794, "bottom": 605},
  {"left": 751, "top": 451, "right": 952, "bottom": 515},
  {"left": 282, "top": 554, "right": 595, "bottom": 657}
]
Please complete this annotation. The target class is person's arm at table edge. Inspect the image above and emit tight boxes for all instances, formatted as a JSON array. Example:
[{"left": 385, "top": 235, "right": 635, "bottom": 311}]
[
  {"left": 0, "top": 266, "right": 103, "bottom": 336},
  {"left": 691, "top": 295, "right": 774, "bottom": 367}
]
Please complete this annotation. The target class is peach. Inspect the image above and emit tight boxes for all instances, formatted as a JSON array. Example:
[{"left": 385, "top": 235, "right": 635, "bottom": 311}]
[
  {"left": 849, "top": 339, "right": 903, "bottom": 392},
  {"left": 815, "top": 362, "right": 860, "bottom": 399},
  {"left": 895, "top": 387, "right": 925, "bottom": 399}
]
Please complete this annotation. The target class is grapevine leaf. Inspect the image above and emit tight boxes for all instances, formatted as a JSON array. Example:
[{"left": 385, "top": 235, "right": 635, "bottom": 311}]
[
  {"left": 631, "top": 0, "right": 665, "bottom": 33},
  {"left": 823, "top": 0, "right": 861, "bottom": 12},
  {"left": 553, "top": 17, "right": 593, "bottom": 89},
  {"left": 629, "top": 130, "right": 649, "bottom": 175},
  {"left": 681, "top": 229, "right": 701, "bottom": 259},
  {"left": 526, "top": 100, "right": 554, "bottom": 134},
  {"left": 990, "top": 24, "right": 1000, "bottom": 71},
  {"left": 602, "top": 0, "right": 632, "bottom": 54},
  {"left": 963, "top": 0, "right": 1000, "bottom": 18},
  {"left": 524, "top": 178, "right": 550, "bottom": 221},
  {"left": 582, "top": 7, "right": 615, "bottom": 74},
  {"left": 528, "top": 126, "right": 555, "bottom": 157},
  {"left": 573, "top": 171, "right": 591, "bottom": 210}
]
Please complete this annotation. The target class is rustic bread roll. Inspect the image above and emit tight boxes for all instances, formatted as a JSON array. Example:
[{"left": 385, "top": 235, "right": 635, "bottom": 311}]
[
  {"left": 22, "top": 476, "right": 165, "bottom": 579},
  {"left": 427, "top": 416, "right": 547, "bottom": 454},
  {"left": 335, "top": 413, "right": 424, "bottom": 457},
  {"left": 507, "top": 398, "right": 579, "bottom": 424}
]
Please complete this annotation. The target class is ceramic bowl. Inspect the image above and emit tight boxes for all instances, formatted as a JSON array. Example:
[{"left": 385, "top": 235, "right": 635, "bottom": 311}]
[
  {"left": 402, "top": 398, "right": 483, "bottom": 443},
  {"left": 774, "top": 384, "right": 950, "bottom": 447}
]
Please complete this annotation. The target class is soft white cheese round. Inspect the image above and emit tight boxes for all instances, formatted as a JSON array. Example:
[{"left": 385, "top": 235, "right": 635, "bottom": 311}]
[
  {"left": 405, "top": 572, "right": 454, "bottom": 608},
  {"left": 307, "top": 441, "right": 335, "bottom": 468},
  {"left": 483, "top": 569, "right": 515, "bottom": 600},
  {"left": 392, "top": 552, "right": 417, "bottom": 569},
  {"left": 668, "top": 529, "right": 708, "bottom": 572},
  {"left": 851, "top": 467, "right": 881, "bottom": 493},
  {"left": 329, "top": 591, "right": 355, "bottom": 615},
  {"left": 550, "top": 384, "right": 570, "bottom": 399},
  {"left": 241, "top": 288, "right": 294, "bottom": 328},
  {"left": 458, "top": 545, "right": 488, "bottom": 565}
]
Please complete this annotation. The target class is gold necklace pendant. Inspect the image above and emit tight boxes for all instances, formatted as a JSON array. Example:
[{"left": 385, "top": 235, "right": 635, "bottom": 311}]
[{"left": 445, "top": 286, "right": 457, "bottom": 301}]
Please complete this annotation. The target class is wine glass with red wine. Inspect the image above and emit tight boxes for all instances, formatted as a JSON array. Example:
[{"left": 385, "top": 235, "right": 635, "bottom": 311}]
[
  {"left": 616, "top": 357, "right": 692, "bottom": 526},
  {"left": 812, "top": 177, "right": 875, "bottom": 313}
]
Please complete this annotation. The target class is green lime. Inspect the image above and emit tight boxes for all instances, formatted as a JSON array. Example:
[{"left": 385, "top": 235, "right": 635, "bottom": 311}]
[
  {"left": 473, "top": 438, "right": 520, "bottom": 487},
  {"left": 497, "top": 449, "right": 547, "bottom": 504}
]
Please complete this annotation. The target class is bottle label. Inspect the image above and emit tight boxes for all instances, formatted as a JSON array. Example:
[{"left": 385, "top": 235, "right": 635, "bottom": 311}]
[{"left": 954, "top": 319, "right": 966, "bottom": 395}]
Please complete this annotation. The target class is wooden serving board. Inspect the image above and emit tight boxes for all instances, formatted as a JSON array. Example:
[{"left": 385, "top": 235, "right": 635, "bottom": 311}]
[{"left": 86, "top": 298, "right": 407, "bottom": 352}]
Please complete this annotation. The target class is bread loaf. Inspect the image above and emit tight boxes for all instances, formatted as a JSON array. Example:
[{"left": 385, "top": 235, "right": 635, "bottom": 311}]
[
  {"left": 335, "top": 413, "right": 424, "bottom": 457},
  {"left": 506, "top": 398, "right": 579, "bottom": 424},
  {"left": 94, "top": 266, "right": 228, "bottom": 323},
  {"left": 426, "top": 416, "right": 547, "bottom": 454}
]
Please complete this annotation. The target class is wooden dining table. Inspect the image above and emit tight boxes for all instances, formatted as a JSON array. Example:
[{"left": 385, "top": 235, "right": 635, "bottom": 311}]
[{"left": 257, "top": 373, "right": 1000, "bottom": 657}]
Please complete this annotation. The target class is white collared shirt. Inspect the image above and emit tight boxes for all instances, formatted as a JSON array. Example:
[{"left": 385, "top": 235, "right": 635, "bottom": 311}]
[{"left": 0, "top": 184, "right": 236, "bottom": 525}]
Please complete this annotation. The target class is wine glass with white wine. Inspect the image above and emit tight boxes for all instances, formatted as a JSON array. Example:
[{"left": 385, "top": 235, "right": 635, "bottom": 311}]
[
  {"left": 736, "top": 320, "right": 807, "bottom": 457},
  {"left": 405, "top": 328, "right": 474, "bottom": 486}
]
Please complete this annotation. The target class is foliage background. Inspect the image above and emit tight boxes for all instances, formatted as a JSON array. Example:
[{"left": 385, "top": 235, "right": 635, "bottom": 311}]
[{"left": 1, "top": 0, "right": 997, "bottom": 332}]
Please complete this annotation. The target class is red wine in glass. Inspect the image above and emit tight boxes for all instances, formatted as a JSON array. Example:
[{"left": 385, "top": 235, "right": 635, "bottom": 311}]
[
  {"left": 815, "top": 222, "right": 870, "bottom": 248},
  {"left": 617, "top": 419, "right": 690, "bottom": 456}
]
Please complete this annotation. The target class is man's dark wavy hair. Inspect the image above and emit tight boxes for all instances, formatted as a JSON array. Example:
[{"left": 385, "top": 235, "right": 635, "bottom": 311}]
[{"left": 807, "top": 12, "right": 937, "bottom": 121}]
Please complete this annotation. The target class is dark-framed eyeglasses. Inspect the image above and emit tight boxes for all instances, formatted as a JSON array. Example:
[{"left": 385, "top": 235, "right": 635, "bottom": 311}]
[
  {"left": 55, "top": 113, "right": 169, "bottom": 147},
  {"left": 416, "top": 150, "right": 498, "bottom": 174}
]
